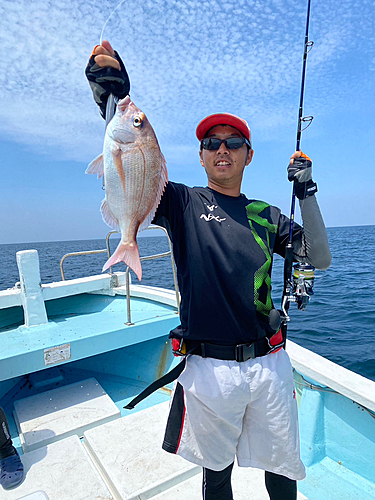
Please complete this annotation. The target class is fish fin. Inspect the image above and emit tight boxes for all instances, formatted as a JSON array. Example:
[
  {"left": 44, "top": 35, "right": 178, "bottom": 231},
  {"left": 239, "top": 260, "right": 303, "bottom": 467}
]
[
  {"left": 102, "top": 241, "right": 142, "bottom": 281},
  {"left": 86, "top": 154, "right": 105, "bottom": 178},
  {"left": 139, "top": 214, "right": 154, "bottom": 232},
  {"left": 100, "top": 199, "right": 120, "bottom": 231},
  {"left": 139, "top": 153, "right": 169, "bottom": 232},
  {"left": 117, "top": 96, "right": 131, "bottom": 111}
]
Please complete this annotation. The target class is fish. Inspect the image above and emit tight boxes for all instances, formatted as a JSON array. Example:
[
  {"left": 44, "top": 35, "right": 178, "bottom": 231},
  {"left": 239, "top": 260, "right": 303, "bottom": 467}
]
[{"left": 86, "top": 96, "right": 168, "bottom": 281}]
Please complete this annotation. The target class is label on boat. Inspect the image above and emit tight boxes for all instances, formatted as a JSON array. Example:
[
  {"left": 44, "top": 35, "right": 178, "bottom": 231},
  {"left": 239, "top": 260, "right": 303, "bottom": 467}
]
[{"left": 44, "top": 343, "right": 71, "bottom": 366}]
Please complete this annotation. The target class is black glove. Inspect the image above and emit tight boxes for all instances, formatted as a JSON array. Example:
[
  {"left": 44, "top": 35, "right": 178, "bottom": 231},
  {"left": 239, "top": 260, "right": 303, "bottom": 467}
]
[
  {"left": 287, "top": 153, "right": 317, "bottom": 200},
  {"left": 85, "top": 50, "right": 130, "bottom": 119}
]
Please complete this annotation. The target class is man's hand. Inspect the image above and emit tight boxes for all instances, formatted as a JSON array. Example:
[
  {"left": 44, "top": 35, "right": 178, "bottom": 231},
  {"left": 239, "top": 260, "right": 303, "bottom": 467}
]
[
  {"left": 287, "top": 151, "right": 317, "bottom": 199},
  {"left": 92, "top": 40, "right": 121, "bottom": 70},
  {"left": 85, "top": 40, "right": 130, "bottom": 118},
  {"left": 288, "top": 151, "right": 312, "bottom": 183}
]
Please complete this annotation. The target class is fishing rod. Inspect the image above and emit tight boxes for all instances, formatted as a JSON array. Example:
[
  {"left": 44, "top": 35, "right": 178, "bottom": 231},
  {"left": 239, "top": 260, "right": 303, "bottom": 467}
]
[{"left": 281, "top": 0, "right": 315, "bottom": 322}]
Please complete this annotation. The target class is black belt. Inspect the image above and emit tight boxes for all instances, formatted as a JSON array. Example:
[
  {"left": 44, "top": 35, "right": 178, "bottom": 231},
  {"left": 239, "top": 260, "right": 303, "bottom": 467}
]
[
  {"left": 184, "top": 334, "right": 284, "bottom": 362},
  {"left": 124, "top": 332, "right": 285, "bottom": 410}
]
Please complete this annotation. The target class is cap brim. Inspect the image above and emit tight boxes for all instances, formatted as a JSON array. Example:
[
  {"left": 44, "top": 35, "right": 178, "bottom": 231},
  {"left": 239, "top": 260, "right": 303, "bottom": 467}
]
[{"left": 196, "top": 113, "right": 251, "bottom": 142}]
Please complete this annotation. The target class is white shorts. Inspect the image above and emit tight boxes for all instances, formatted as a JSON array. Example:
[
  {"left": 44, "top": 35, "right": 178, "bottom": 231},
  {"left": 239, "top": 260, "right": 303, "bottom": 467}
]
[{"left": 162, "top": 349, "right": 306, "bottom": 481}]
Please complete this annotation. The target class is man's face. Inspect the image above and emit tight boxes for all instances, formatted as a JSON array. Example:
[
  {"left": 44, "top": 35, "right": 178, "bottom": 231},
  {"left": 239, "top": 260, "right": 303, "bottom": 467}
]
[{"left": 199, "top": 125, "right": 254, "bottom": 195}]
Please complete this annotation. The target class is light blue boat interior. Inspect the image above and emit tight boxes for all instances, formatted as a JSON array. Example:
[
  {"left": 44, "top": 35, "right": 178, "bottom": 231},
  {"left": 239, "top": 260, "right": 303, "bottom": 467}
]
[
  {"left": 0, "top": 248, "right": 374, "bottom": 499},
  {"left": 297, "top": 376, "right": 375, "bottom": 499},
  {"left": 0, "top": 294, "right": 179, "bottom": 428}
]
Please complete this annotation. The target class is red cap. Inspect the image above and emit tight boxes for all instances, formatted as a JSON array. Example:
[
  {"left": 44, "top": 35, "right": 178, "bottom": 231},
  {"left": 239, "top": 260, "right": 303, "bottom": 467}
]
[{"left": 196, "top": 112, "right": 252, "bottom": 146}]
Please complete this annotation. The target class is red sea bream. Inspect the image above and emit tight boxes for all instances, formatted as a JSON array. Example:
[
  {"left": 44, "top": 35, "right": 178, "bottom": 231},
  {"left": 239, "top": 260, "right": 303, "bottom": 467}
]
[{"left": 86, "top": 96, "right": 168, "bottom": 280}]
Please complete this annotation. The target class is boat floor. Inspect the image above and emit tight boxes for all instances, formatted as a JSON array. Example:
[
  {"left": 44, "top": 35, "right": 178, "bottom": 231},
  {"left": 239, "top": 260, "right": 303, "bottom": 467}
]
[
  {"left": 3, "top": 398, "right": 308, "bottom": 500},
  {"left": 1, "top": 365, "right": 173, "bottom": 455},
  {"left": 1, "top": 369, "right": 374, "bottom": 499}
]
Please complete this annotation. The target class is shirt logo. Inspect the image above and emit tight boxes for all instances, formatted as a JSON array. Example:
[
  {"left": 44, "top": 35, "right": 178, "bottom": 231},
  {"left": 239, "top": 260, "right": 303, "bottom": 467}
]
[{"left": 200, "top": 204, "right": 226, "bottom": 223}]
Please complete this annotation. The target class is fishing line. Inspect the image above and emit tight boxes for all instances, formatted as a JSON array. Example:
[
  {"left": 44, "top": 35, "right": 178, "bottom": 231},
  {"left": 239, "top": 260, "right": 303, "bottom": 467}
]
[
  {"left": 99, "top": 0, "right": 127, "bottom": 45},
  {"left": 98, "top": 0, "right": 128, "bottom": 188},
  {"left": 99, "top": 0, "right": 131, "bottom": 116},
  {"left": 99, "top": 0, "right": 128, "bottom": 128}
]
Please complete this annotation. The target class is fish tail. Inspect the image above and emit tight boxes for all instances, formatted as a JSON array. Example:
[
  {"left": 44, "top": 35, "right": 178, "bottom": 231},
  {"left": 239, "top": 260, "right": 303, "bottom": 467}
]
[{"left": 102, "top": 241, "right": 142, "bottom": 281}]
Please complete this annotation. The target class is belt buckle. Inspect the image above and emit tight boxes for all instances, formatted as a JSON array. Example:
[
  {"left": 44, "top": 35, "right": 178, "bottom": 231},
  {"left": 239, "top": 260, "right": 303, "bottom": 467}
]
[{"left": 235, "top": 343, "right": 255, "bottom": 362}]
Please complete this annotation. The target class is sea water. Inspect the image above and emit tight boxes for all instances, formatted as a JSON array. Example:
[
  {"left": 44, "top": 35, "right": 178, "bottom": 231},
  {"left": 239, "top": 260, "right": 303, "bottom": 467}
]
[{"left": 1, "top": 225, "right": 374, "bottom": 381}]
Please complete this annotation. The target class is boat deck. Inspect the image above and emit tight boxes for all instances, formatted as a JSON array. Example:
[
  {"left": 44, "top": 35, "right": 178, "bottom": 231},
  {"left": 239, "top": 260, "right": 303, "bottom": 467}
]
[
  {"left": 1, "top": 358, "right": 375, "bottom": 500},
  {"left": 3, "top": 392, "right": 308, "bottom": 500},
  {"left": 1, "top": 253, "right": 375, "bottom": 499}
]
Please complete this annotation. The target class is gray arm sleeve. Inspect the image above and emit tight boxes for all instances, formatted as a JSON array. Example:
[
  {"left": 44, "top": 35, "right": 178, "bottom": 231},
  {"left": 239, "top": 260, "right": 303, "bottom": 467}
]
[{"left": 293, "top": 195, "right": 332, "bottom": 270}]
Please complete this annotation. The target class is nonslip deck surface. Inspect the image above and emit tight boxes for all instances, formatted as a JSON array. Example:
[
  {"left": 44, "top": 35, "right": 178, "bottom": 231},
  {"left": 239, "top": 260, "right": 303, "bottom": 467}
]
[
  {"left": 4, "top": 379, "right": 373, "bottom": 499},
  {"left": 84, "top": 401, "right": 200, "bottom": 499},
  {"left": 83, "top": 401, "right": 308, "bottom": 500},
  {"left": 13, "top": 378, "right": 120, "bottom": 453},
  {"left": 2, "top": 435, "right": 113, "bottom": 500},
  {"left": 2, "top": 397, "right": 309, "bottom": 500}
]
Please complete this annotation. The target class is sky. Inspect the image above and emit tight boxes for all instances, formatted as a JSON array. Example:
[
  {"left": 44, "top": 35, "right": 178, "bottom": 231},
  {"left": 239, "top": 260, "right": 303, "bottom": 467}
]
[{"left": 1, "top": 0, "right": 374, "bottom": 244}]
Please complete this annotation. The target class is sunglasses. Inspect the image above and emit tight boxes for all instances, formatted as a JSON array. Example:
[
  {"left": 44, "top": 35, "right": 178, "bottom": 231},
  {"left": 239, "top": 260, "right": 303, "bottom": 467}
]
[{"left": 201, "top": 137, "right": 252, "bottom": 151}]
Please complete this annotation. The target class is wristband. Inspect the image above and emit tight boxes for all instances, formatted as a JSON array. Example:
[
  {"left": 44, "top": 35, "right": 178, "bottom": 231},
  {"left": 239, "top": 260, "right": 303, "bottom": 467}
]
[{"left": 294, "top": 179, "right": 317, "bottom": 200}]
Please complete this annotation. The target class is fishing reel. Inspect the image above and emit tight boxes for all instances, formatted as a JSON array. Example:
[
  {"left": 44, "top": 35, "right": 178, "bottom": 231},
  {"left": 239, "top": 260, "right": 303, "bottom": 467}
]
[
  {"left": 292, "top": 262, "right": 315, "bottom": 309},
  {"left": 281, "top": 262, "right": 315, "bottom": 320}
]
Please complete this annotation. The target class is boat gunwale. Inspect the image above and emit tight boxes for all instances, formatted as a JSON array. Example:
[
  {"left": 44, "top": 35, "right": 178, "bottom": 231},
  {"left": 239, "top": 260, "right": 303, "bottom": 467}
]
[{"left": 287, "top": 341, "right": 375, "bottom": 413}]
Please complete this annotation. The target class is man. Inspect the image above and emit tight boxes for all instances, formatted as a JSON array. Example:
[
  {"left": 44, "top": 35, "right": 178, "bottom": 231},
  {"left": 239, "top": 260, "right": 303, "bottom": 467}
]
[
  {"left": 86, "top": 42, "right": 331, "bottom": 500},
  {"left": 0, "top": 407, "right": 24, "bottom": 489}
]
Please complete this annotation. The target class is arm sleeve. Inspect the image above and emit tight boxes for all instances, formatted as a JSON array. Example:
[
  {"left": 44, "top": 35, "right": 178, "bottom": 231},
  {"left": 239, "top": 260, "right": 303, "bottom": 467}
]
[
  {"left": 295, "top": 195, "right": 332, "bottom": 270},
  {"left": 273, "top": 196, "right": 332, "bottom": 270}
]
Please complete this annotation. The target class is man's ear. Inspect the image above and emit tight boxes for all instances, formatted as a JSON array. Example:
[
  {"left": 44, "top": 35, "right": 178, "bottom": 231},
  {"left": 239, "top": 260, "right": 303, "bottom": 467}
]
[
  {"left": 245, "top": 149, "right": 254, "bottom": 166},
  {"left": 199, "top": 150, "right": 205, "bottom": 167}
]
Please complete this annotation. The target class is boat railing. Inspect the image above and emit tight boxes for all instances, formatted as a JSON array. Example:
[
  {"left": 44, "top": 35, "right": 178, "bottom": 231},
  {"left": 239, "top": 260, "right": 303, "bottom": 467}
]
[
  {"left": 59, "top": 226, "right": 180, "bottom": 324},
  {"left": 60, "top": 230, "right": 118, "bottom": 280}
]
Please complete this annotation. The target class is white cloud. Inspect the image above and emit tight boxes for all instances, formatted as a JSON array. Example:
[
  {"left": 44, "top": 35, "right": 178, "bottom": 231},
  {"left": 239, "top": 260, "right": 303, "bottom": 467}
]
[{"left": 0, "top": 0, "right": 374, "bottom": 162}]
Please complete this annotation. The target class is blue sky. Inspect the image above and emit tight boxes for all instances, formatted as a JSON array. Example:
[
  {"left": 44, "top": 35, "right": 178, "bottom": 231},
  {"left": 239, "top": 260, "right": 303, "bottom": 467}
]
[{"left": 1, "top": 0, "right": 374, "bottom": 244}]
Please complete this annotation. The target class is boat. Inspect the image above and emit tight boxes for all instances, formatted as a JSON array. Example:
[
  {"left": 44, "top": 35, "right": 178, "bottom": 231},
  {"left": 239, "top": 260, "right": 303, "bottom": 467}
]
[{"left": 1, "top": 229, "right": 374, "bottom": 500}]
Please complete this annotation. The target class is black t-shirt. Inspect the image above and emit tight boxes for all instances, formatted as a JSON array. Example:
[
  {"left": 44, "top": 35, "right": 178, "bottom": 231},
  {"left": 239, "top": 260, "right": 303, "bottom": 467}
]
[{"left": 153, "top": 182, "right": 302, "bottom": 345}]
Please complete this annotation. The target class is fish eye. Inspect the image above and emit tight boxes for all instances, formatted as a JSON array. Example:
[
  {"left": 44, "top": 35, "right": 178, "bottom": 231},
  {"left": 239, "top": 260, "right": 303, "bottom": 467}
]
[{"left": 133, "top": 116, "right": 143, "bottom": 128}]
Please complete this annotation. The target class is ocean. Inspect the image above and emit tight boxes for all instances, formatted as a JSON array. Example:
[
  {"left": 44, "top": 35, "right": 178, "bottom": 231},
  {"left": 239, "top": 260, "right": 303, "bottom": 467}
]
[{"left": 1, "top": 225, "right": 375, "bottom": 382}]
